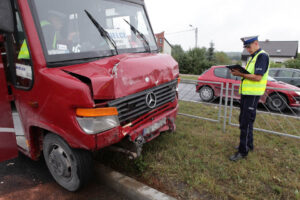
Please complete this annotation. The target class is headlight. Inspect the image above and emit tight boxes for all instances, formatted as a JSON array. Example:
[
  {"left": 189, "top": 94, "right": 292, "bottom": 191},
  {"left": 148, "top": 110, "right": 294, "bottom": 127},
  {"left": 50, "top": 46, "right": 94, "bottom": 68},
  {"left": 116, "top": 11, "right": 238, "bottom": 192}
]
[
  {"left": 76, "top": 116, "right": 120, "bottom": 134},
  {"left": 76, "top": 107, "right": 119, "bottom": 134},
  {"left": 295, "top": 91, "right": 300, "bottom": 96}
]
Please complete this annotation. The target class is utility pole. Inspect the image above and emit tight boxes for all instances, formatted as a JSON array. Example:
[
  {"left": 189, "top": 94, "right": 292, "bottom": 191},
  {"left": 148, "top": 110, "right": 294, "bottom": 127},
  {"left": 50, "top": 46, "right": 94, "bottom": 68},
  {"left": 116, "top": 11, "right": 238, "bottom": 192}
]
[
  {"left": 189, "top": 24, "right": 198, "bottom": 48},
  {"left": 195, "top": 27, "right": 198, "bottom": 48}
]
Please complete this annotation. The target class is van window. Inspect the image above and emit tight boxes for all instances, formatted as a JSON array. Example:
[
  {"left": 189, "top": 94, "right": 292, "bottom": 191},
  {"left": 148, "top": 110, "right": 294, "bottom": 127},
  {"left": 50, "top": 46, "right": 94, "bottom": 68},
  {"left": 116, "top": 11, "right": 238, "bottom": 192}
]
[
  {"left": 30, "top": 0, "right": 158, "bottom": 64},
  {"left": 13, "top": 9, "right": 33, "bottom": 89},
  {"left": 3, "top": 1, "right": 33, "bottom": 89}
]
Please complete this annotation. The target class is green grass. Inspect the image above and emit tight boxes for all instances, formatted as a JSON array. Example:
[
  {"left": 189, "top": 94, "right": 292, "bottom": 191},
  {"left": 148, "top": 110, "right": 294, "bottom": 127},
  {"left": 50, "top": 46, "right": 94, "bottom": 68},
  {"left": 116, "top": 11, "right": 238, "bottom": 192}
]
[
  {"left": 97, "top": 101, "right": 300, "bottom": 200},
  {"left": 180, "top": 74, "right": 199, "bottom": 80},
  {"left": 229, "top": 105, "right": 300, "bottom": 137}
]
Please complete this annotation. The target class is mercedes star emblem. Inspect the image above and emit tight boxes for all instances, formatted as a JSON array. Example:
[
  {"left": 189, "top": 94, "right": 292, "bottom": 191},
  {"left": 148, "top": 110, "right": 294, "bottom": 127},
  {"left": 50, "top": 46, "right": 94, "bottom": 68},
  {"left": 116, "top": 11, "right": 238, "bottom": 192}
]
[{"left": 145, "top": 92, "right": 157, "bottom": 109}]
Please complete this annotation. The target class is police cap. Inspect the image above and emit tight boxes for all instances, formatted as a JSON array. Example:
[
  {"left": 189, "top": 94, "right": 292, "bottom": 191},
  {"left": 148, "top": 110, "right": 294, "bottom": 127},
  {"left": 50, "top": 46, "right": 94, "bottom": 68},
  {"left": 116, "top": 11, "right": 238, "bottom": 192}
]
[{"left": 241, "top": 36, "right": 258, "bottom": 48}]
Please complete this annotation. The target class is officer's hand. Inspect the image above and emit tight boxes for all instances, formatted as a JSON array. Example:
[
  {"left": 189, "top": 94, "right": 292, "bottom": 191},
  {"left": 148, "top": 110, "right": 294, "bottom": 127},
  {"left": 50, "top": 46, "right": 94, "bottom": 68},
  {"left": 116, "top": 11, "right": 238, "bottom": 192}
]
[{"left": 231, "top": 69, "right": 243, "bottom": 77}]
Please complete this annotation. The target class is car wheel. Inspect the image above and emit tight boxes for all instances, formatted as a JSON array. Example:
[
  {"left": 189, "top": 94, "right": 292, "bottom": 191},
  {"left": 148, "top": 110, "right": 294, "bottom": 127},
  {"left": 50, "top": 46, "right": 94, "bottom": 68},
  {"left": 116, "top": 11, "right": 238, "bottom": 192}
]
[
  {"left": 43, "top": 133, "right": 92, "bottom": 191},
  {"left": 199, "top": 86, "right": 214, "bottom": 102},
  {"left": 266, "top": 94, "right": 287, "bottom": 112}
]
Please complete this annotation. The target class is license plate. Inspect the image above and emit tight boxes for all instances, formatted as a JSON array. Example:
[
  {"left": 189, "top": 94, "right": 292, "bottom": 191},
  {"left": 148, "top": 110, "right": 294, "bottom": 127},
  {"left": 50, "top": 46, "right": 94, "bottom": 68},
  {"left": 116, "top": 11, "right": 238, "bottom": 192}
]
[{"left": 143, "top": 118, "right": 166, "bottom": 136}]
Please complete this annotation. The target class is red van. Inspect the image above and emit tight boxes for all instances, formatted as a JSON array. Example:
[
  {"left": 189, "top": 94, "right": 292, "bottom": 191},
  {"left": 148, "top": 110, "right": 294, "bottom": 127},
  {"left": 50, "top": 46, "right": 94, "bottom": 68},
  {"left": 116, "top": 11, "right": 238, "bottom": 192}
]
[{"left": 0, "top": 0, "right": 179, "bottom": 191}]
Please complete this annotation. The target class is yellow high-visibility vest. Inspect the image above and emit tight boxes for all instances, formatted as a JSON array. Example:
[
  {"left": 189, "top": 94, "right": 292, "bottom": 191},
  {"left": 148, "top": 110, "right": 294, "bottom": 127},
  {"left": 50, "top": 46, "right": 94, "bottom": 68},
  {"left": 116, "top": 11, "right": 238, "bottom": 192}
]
[
  {"left": 239, "top": 50, "right": 270, "bottom": 95},
  {"left": 18, "top": 21, "right": 55, "bottom": 59}
]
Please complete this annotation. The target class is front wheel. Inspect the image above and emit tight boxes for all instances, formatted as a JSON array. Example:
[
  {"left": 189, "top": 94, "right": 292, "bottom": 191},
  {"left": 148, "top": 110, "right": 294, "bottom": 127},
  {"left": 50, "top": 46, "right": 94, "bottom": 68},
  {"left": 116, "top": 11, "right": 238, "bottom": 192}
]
[
  {"left": 199, "top": 86, "right": 214, "bottom": 102},
  {"left": 43, "top": 134, "right": 92, "bottom": 191},
  {"left": 266, "top": 94, "right": 287, "bottom": 112}
]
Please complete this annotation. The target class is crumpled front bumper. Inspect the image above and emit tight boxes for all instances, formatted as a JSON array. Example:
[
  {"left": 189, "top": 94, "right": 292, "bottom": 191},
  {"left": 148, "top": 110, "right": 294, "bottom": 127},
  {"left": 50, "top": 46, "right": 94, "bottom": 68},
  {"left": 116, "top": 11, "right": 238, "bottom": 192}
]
[{"left": 94, "top": 99, "right": 178, "bottom": 150}]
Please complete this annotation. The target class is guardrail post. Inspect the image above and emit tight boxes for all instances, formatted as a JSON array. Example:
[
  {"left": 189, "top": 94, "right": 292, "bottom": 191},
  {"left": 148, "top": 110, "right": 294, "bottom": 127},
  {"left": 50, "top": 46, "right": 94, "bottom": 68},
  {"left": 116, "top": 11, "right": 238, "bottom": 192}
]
[
  {"left": 223, "top": 83, "right": 229, "bottom": 133},
  {"left": 218, "top": 83, "right": 224, "bottom": 122}
]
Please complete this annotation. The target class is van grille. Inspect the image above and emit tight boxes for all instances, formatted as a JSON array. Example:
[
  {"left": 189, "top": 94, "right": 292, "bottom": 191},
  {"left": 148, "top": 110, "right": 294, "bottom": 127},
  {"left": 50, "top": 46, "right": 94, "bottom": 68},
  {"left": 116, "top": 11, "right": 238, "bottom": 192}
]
[{"left": 108, "top": 80, "right": 177, "bottom": 123}]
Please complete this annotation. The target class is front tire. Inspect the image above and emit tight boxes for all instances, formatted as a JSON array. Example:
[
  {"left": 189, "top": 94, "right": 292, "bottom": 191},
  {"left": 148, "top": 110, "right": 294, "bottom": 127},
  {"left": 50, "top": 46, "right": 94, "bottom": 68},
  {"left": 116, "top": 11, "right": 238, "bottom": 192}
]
[
  {"left": 266, "top": 94, "right": 287, "bottom": 112},
  {"left": 43, "top": 133, "right": 92, "bottom": 191},
  {"left": 199, "top": 86, "right": 214, "bottom": 102}
]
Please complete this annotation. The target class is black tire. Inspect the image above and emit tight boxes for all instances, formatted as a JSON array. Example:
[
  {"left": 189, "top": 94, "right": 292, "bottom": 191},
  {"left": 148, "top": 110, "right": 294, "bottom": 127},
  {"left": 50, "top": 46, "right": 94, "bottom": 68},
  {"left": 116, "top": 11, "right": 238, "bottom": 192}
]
[
  {"left": 43, "top": 133, "right": 92, "bottom": 191},
  {"left": 199, "top": 86, "right": 214, "bottom": 102},
  {"left": 266, "top": 94, "right": 288, "bottom": 112}
]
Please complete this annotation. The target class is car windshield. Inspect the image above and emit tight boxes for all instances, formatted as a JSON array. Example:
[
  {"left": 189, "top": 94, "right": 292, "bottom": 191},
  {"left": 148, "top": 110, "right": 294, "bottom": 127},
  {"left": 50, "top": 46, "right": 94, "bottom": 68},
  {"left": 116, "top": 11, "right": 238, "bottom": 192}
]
[{"left": 30, "top": 0, "right": 157, "bottom": 64}]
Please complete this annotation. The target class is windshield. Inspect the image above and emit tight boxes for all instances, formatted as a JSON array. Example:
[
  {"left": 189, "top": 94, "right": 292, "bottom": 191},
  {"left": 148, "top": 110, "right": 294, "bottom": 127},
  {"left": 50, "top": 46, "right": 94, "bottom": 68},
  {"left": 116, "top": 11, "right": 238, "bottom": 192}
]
[{"left": 30, "top": 0, "right": 158, "bottom": 64}]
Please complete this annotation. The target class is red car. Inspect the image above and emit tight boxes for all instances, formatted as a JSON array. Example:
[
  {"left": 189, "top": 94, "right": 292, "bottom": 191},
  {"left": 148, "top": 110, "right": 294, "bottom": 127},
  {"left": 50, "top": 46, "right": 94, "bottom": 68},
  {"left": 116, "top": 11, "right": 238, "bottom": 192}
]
[{"left": 196, "top": 66, "right": 300, "bottom": 112}]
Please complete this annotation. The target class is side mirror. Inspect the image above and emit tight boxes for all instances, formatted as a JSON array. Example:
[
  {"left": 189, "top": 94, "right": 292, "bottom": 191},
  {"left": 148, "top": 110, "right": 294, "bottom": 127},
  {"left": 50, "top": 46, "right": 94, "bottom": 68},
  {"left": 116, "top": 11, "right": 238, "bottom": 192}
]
[{"left": 0, "top": 0, "right": 14, "bottom": 33}]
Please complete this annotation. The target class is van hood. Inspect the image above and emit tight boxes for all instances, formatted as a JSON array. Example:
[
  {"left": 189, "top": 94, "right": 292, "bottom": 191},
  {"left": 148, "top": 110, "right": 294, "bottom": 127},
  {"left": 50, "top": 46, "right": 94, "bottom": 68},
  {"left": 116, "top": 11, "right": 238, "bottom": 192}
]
[{"left": 61, "top": 53, "right": 179, "bottom": 100}]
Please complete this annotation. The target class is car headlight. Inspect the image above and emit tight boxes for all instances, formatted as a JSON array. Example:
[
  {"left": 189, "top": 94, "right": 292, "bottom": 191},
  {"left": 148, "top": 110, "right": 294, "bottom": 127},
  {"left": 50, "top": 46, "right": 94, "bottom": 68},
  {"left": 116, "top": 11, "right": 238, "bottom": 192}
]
[
  {"left": 76, "top": 107, "right": 120, "bottom": 134},
  {"left": 76, "top": 116, "right": 120, "bottom": 134},
  {"left": 295, "top": 91, "right": 300, "bottom": 96}
]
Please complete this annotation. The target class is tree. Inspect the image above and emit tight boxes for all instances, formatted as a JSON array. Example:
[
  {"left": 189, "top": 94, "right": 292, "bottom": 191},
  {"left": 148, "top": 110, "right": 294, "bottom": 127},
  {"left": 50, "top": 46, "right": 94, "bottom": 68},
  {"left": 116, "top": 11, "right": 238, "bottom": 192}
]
[
  {"left": 171, "top": 45, "right": 185, "bottom": 61},
  {"left": 284, "top": 54, "right": 300, "bottom": 69},
  {"left": 207, "top": 41, "right": 215, "bottom": 62},
  {"left": 270, "top": 61, "right": 283, "bottom": 68},
  {"left": 186, "top": 47, "right": 211, "bottom": 74},
  {"left": 171, "top": 44, "right": 237, "bottom": 75},
  {"left": 215, "top": 52, "right": 232, "bottom": 65}
]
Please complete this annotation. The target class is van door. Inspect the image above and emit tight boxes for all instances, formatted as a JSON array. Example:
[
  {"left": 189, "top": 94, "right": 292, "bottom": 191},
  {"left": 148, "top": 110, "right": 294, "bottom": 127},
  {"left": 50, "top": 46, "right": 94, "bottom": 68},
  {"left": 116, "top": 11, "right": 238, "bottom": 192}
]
[
  {"left": 1, "top": 0, "right": 34, "bottom": 152},
  {"left": 0, "top": 38, "right": 18, "bottom": 162}
]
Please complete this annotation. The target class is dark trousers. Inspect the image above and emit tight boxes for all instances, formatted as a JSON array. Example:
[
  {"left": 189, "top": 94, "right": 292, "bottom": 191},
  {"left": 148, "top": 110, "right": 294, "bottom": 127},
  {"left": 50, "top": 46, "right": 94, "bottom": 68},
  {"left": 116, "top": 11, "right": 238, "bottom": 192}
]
[{"left": 238, "top": 95, "right": 260, "bottom": 155}]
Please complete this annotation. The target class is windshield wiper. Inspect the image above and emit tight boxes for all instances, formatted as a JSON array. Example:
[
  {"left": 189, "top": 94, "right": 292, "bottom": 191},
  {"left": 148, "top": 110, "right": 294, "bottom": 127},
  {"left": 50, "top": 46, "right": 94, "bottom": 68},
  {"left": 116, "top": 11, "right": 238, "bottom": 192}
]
[
  {"left": 84, "top": 10, "right": 118, "bottom": 55},
  {"left": 123, "top": 19, "right": 151, "bottom": 53}
]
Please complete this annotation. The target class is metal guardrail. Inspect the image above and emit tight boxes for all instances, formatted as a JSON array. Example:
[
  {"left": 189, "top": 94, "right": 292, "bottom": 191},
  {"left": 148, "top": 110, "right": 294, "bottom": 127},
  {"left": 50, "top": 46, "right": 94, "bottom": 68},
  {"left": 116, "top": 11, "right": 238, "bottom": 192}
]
[
  {"left": 178, "top": 79, "right": 224, "bottom": 125},
  {"left": 179, "top": 79, "right": 300, "bottom": 139},
  {"left": 227, "top": 83, "right": 300, "bottom": 139}
]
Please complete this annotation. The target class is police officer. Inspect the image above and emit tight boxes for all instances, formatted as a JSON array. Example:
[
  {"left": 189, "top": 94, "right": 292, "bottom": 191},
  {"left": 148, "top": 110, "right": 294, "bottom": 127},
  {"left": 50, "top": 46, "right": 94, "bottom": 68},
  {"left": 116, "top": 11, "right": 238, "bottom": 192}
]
[{"left": 229, "top": 36, "right": 270, "bottom": 161}]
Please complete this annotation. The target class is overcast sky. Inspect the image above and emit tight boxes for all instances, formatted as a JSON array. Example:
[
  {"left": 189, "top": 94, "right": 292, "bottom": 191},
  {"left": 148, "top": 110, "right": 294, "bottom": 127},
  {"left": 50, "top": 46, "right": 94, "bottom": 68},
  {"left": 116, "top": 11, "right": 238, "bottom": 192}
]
[{"left": 145, "top": 0, "right": 300, "bottom": 52}]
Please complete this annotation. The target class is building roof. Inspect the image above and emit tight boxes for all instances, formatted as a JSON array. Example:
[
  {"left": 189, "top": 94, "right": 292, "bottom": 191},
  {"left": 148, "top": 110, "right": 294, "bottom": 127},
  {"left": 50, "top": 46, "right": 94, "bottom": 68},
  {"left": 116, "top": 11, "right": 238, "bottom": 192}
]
[{"left": 242, "top": 41, "right": 298, "bottom": 59}]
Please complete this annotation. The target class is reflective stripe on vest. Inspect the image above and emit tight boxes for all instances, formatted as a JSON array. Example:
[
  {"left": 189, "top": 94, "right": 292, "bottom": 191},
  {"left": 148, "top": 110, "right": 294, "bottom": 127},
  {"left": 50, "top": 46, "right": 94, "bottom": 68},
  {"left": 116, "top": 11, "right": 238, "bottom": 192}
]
[
  {"left": 239, "top": 50, "right": 270, "bottom": 95},
  {"left": 18, "top": 20, "right": 54, "bottom": 60}
]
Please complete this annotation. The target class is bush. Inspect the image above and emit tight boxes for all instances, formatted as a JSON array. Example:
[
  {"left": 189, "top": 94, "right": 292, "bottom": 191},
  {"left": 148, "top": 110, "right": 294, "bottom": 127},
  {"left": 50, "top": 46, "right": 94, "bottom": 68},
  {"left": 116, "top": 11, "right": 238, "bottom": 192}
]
[{"left": 172, "top": 44, "right": 232, "bottom": 75}]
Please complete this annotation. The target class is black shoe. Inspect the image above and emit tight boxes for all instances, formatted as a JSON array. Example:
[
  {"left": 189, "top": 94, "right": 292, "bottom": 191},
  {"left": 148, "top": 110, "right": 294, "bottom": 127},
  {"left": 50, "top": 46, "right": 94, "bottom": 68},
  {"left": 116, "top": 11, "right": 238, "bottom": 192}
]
[
  {"left": 229, "top": 152, "right": 247, "bottom": 162},
  {"left": 234, "top": 145, "right": 253, "bottom": 152}
]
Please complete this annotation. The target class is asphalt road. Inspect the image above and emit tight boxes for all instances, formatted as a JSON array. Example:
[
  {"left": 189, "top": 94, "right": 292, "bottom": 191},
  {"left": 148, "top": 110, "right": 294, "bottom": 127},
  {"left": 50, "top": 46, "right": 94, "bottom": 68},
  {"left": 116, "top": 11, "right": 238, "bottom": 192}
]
[
  {"left": 179, "top": 83, "right": 300, "bottom": 116},
  {"left": 0, "top": 153, "right": 128, "bottom": 200}
]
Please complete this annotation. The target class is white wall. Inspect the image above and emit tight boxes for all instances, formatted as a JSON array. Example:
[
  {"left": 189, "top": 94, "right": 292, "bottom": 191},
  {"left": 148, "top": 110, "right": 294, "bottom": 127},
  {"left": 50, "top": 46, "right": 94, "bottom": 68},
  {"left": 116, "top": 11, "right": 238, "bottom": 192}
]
[
  {"left": 270, "top": 57, "right": 294, "bottom": 63},
  {"left": 242, "top": 56, "right": 295, "bottom": 66},
  {"left": 163, "top": 40, "right": 172, "bottom": 55}
]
